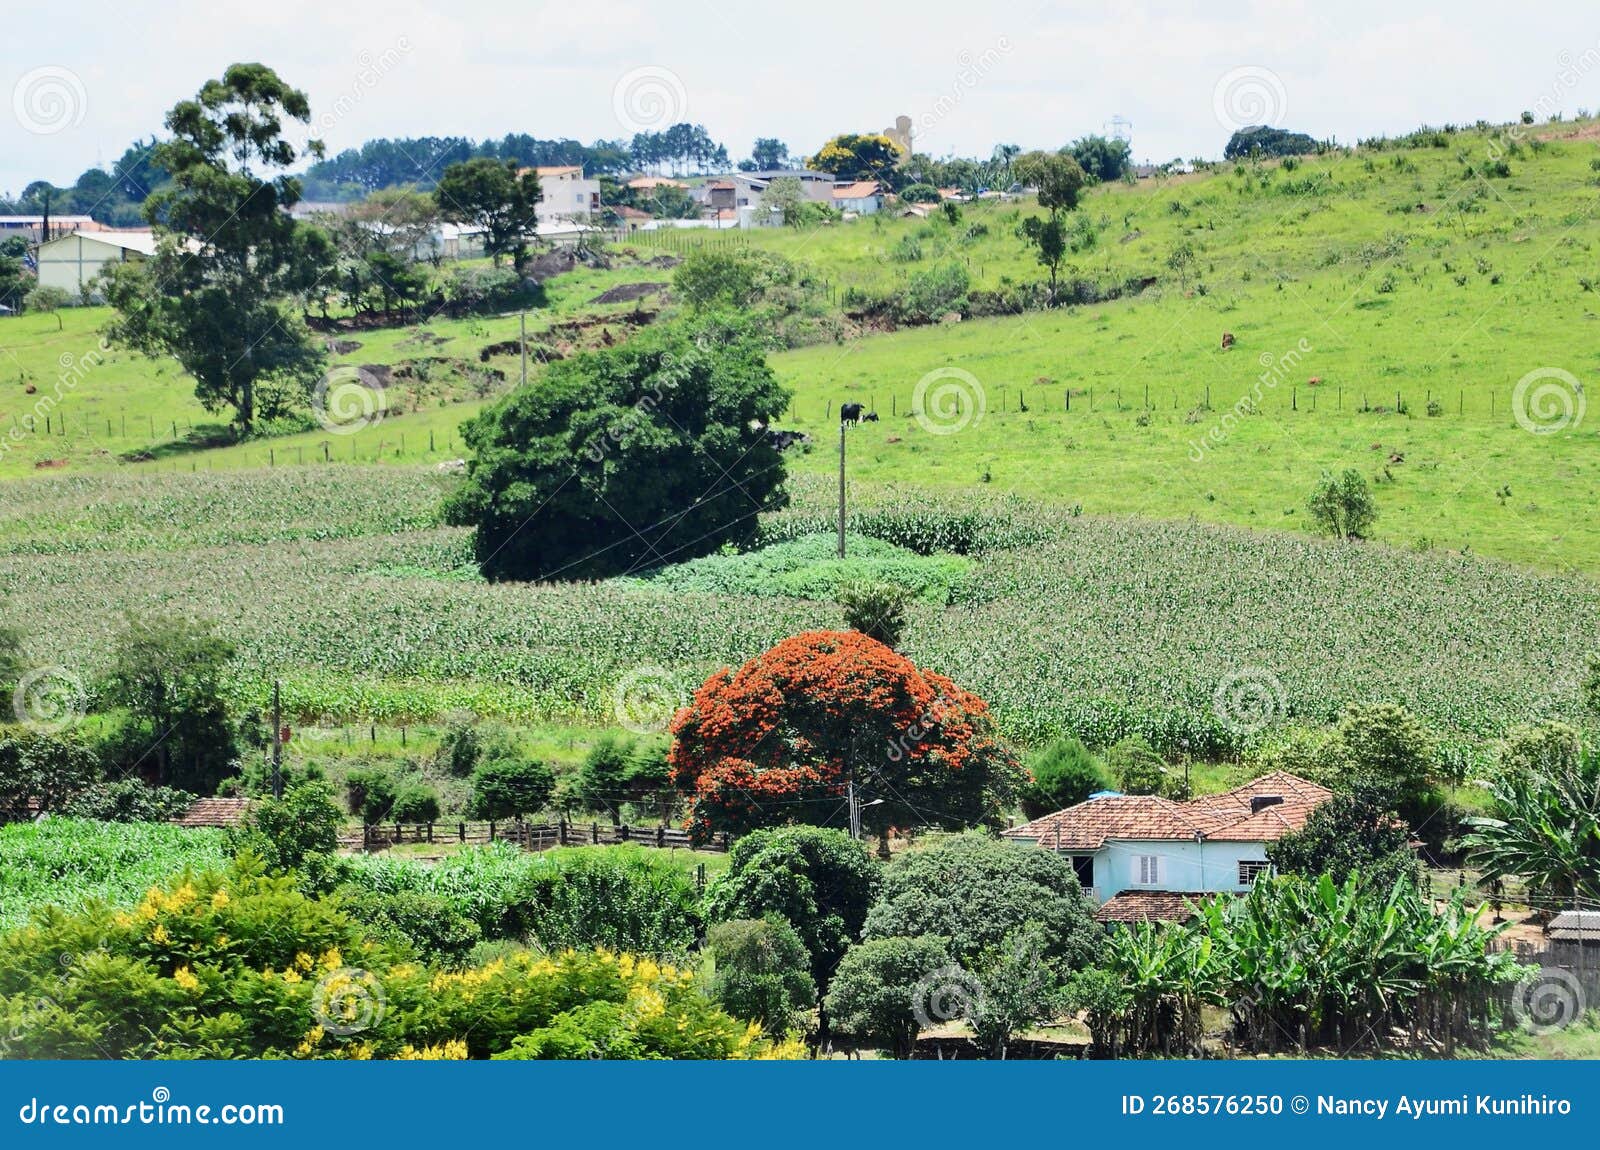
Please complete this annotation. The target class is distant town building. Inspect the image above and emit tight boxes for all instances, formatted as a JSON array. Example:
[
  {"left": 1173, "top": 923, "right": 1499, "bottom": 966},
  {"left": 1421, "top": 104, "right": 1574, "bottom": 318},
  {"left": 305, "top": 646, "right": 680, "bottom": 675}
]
[{"left": 34, "top": 230, "right": 157, "bottom": 297}]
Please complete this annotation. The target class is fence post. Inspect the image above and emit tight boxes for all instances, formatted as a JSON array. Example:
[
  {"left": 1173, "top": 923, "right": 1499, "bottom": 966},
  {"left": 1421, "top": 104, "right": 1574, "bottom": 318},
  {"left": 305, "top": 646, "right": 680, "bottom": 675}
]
[
  {"left": 489, "top": 820, "right": 496, "bottom": 842},
  {"left": 656, "top": 825, "right": 665, "bottom": 848},
  {"left": 592, "top": 822, "right": 600, "bottom": 844},
  {"left": 559, "top": 816, "right": 568, "bottom": 845},
  {"left": 458, "top": 821, "right": 466, "bottom": 842}
]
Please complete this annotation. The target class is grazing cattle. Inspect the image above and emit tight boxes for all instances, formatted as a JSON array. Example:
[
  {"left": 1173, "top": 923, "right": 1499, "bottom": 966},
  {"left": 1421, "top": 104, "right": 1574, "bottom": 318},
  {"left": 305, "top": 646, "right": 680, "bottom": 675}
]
[
  {"left": 1220, "top": 331, "right": 1236, "bottom": 350},
  {"left": 839, "top": 403, "right": 879, "bottom": 424},
  {"left": 765, "top": 429, "right": 812, "bottom": 452}
]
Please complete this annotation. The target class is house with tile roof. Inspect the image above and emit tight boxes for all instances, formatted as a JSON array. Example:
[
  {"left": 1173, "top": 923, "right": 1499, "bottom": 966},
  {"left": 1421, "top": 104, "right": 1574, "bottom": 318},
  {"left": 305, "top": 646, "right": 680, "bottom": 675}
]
[{"left": 1003, "top": 771, "right": 1332, "bottom": 925}]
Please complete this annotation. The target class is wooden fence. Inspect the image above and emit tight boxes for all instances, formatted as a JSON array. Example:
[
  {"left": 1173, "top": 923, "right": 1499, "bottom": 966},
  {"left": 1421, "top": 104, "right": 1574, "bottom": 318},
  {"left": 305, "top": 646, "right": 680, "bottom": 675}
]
[{"left": 359, "top": 818, "right": 728, "bottom": 854}]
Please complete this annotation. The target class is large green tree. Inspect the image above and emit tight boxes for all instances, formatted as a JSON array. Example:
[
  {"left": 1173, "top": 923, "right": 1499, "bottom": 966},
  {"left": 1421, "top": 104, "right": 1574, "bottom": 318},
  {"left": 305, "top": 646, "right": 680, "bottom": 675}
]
[
  {"left": 434, "top": 158, "right": 540, "bottom": 268},
  {"left": 102, "top": 64, "right": 334, "bottom": 435},
  {"left": 444, "top": 317, "right": 791, "bottom": 581}
]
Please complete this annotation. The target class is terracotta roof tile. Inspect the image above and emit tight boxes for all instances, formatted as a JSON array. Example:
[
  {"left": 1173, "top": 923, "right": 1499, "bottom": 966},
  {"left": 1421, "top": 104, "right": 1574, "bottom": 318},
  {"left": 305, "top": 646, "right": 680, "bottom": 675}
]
[
  {"left": 1095, "top": 890, "right": 1214, "bottom": 924},
  {"left": 1004, "top": 771, "right": 1330, "bottom": 849},
  {"left": 172, "top": 797, "right": 252, "bottom": 828}
]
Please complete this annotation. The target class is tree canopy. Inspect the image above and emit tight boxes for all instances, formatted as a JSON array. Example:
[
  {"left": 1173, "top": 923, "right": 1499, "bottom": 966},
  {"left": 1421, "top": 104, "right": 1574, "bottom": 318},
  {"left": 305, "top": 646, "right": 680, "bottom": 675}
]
[
  {"left": 443, "top": 316, "right": 791, "bottom": 581},
  {"left": 102, "top": 63, "right": 333, "bottom": 434},
  {"left": 669, "top": 630, "right": 1022, "bottom": 845}
]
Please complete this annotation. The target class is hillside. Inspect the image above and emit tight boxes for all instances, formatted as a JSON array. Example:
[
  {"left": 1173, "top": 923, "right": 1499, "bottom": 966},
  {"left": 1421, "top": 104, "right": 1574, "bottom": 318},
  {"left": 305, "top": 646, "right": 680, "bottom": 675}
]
[{"left": 4, "top": 122, "right": 1598, "bottom": 572}]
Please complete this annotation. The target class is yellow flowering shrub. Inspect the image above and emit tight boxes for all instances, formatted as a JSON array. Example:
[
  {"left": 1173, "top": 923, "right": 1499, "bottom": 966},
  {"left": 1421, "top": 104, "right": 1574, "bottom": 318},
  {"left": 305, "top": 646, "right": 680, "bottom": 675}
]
[{"left": 0, "top": 864, "right": 800, "bottom": 1061}]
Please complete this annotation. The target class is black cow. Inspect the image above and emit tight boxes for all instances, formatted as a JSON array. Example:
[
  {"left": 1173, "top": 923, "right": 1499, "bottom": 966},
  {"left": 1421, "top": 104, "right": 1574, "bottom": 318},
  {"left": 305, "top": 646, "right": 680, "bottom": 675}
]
[{"left": 839, "top": 403, "right": 879, "bottom": 424}]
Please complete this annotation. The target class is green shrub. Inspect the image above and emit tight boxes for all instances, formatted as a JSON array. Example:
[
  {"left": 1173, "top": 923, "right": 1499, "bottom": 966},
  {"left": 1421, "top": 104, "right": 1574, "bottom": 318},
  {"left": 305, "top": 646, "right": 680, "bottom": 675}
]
[
  {"left": 837, "top": 580, "right": 911, "bottom": 647},
  {"left": 61, "top": 780, "right": 197, "bottom": 823},
  {"left": 706, "top": 826, "right": 882, "bottom": 999},
  {"left": 708, "top": 916, "right": 817, "bottom": 1036},
  {"left": 468, "top": 757, "right": 554, "bottom": 820},
  {"left": 1104, "top": 735, "right": 1170, "bottom": 796},
  {"left": 226, "top": 778, "right": 343, "bottom": 874},
  {"left": 346, "top": 766, "right": 396, "bottom": 823},
  {"left": 1493, "top": 720, "right": 1582, "bottom": 783},
  {"left": 0, "top": 727, "right": 100, "bottom": 816},
  {"left": 825, "top": 935, "right": 953, "bottom": 1058},
  {"left": 0, "top": 865, "right": 784, "bottom": 1060},
  {"left": 1307, "top": 468, "right": 1378, "bottom": 540},
  {"left": 390, "top": 783, "right": 441, "bottom": 824},
  {"left": 335, "top": 884, "right": 481, "bottom": 966},
  {"left": 862, "top": 833, "right": 1101, "bottom": 973},
  {"left": 1019, "top": 737, "right": 1111, "bottom": 817},
  {"left": 1337, "top": 701, "right": 1436, "bottom": 795},
  {"left": 893, "top": 261, "right": 969, "bottom": 324}
]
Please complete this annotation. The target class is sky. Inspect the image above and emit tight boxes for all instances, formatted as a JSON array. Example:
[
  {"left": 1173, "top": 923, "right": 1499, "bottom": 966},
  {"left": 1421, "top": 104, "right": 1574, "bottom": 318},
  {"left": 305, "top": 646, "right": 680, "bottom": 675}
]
[{"left": 4, "top": 0, "right": 1600, "bottom": 196}]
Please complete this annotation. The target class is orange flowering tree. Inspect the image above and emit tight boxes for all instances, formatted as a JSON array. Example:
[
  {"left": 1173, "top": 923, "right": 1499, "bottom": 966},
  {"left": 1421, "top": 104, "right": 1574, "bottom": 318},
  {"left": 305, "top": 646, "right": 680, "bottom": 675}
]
[{"left": 669, "top": 631, "right": 1022, "bottom": 845}]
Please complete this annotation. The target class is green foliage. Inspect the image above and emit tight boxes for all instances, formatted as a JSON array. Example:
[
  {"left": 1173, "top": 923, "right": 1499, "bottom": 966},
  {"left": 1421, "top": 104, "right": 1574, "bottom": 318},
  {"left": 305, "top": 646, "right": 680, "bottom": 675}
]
[
  {"left": 625, "top": 532, "right": 966, "bottom": 603},
  {"left": 434, "top": 158, "right": 540, "bottom": 268},
  {"left": 335, "top": 884, "right": 481, "bottom": 966},
  {"left": 61, "top": 780, "right": 197, "bottom": 823},
  {"left": 444, "top": 318, "right": 791, "bottom": 581},
  {"left": 1466, "top": 746, "right": 1600, "bottom": 904},
  {"left": 23, "top": 286, "right": 71, "bottom": 327},
  {"left": 102, "top": 64, "right": 332, "bottom": 432},
  {"left": 1013, "top": 150, "right": 1087, "bottom": 301},
  {"left": 0, "top": 819, "right": 228, "bottom": 931},
  {"left": 1267, "top": 780, "right": 1420, "bottom": 888},
  {"left": 967, "top": 921, "right": 1062, "bottom": 1058},
  {"left": 899, "top": 183, "right": 942, "bottom": 203},
  {"left": 706, "top": 826, "right": 882, "bottom": 997},
  {"left": 1224, "top": 126, "right": 1321, "bottom": 160},
  {"left": 863, "top": 834, "right": 1101, "bottom": 973},
  {"left": 0, "top": 864, "right": 773, "bottom": 1060},
  {"left": 346, "top": 766, "right": 396, "bottom": 823},
  {"left": 1243, "top": 724, "right": 1346, "bottom": 787},
  {"left": 390, "top": 782, "right": 441, "bottom": 824},
  {"left": 1090, "top": 873, "right": 1522, "bottom": 1055},
  {"left": 824, "top": 935, "right": 952, "bottom": 1058},
  {"left": 837, "top": 579, "right": 911, "bottom": 648},
  {"left": 1336, "top": 701, "right": 1437, "bottom": 796},
  {"left": 0, "top": 727, "right": 99, "bottom": 817},
  {"left": 100, "top": 613, "right": 238, "bottom": 794},
  {"left": 1104, "top": 735, "right": 1174, "bottom": 797},
  {"left": 1494, "top": 720, "right": 1583, "bottom": 783},
  {"left": 707, "top": 916, "right": 816, "bottom": 1036},
  {"left": 894, "top": 261, "right": 970, "bottom": 324},
  {"left": 572, "top": 733, "right": 669, "bottom": 824},
  {"left": 339, "top": 844, "right": 701, "bottom": 955},
  {"left": 1019, "top": 737, "right": 1112, "bottom": 817},
  {"left": 227, "top": 778, "right": 342, "bottom": 874},
  {"left": 1067, "top": 135, "right": 1133, "bottom": 183},
  {"left": 468, "top": 757, "right": 555, "bottom": 820},
  {"left": 1308, "top": 468, "right": 1378, "bottom": 540}
]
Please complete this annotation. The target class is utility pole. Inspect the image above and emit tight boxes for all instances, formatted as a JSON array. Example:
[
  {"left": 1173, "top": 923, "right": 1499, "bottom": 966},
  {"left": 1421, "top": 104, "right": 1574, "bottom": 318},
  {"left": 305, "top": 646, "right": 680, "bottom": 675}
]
[
  {"left": 270, "top": 679, "right": 283, "bottom": 799},
  {"left": 837, "top": 416, "right": 847, "bottom": 558},
  {"left": 520, "top": 311, "right": 528, "bottom": 388},
  {"left": 847, "top": 777, "right": 859, "bottom": 840}
]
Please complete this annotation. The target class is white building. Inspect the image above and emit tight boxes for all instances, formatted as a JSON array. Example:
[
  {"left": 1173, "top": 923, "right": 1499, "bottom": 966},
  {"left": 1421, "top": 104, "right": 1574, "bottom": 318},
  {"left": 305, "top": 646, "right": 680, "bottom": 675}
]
[
  {"left": 34, "top": 230, "right": 157, "bottom": 298},
  {"left": 531, "top": 166, "right": 600, "bottom": 223},
  {"left": 0, "top": 215, "right": 98, "bottom": 243},
  {"left": 1003, "top": 771, "right": 1334, "bottom": 925},
  {"left": 832, "top": 180, "right": 883, "bottom": 216}
]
